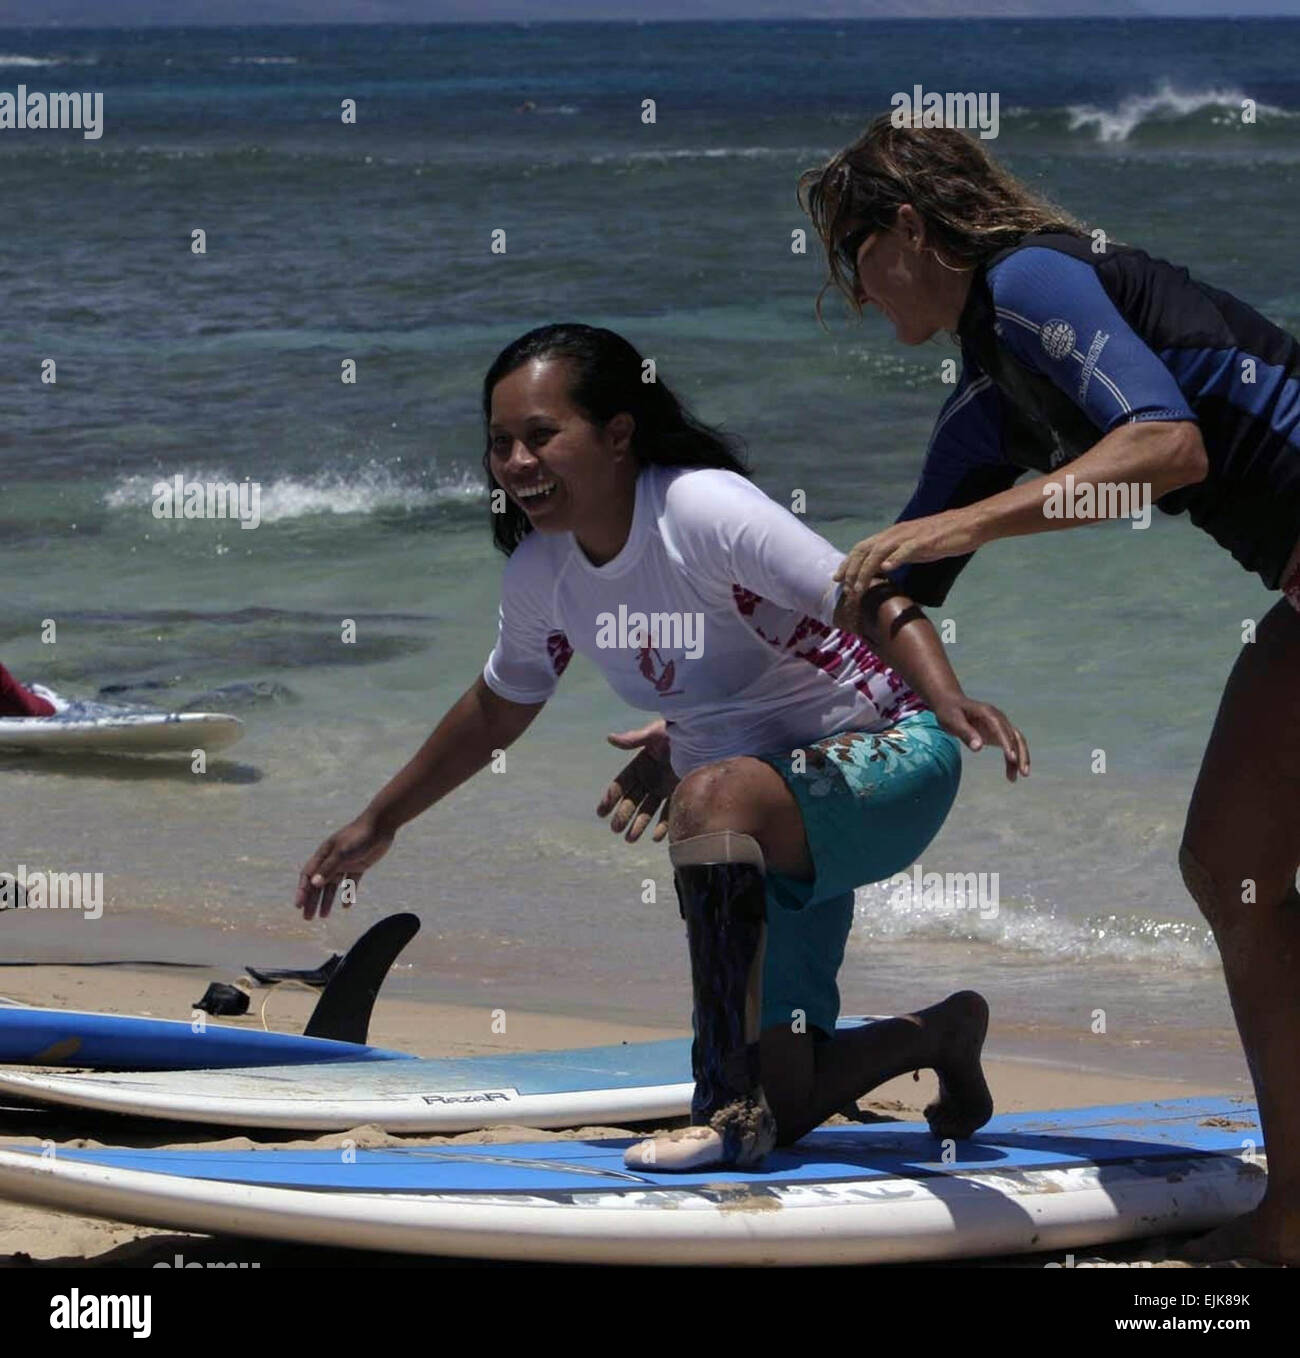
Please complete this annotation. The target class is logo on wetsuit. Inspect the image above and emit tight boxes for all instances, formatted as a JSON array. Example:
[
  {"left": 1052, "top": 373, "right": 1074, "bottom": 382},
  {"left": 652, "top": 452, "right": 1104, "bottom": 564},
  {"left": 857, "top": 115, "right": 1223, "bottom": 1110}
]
[{"left": 1040, "top": 320, "right": 1076, "bottom": 361}]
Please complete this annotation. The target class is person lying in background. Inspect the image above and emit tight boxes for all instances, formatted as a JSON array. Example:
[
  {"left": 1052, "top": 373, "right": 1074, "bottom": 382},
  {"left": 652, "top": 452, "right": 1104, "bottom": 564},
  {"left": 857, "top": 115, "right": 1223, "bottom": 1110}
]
[{"left": 0, "top": 664, "right": 55, "bottom": 718}]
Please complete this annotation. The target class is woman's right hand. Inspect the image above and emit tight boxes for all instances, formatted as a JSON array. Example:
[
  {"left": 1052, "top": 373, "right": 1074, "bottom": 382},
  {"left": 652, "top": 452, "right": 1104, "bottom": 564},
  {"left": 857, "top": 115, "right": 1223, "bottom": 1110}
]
[
  {"left": 295, "top": 815, "right": 395, "bottom": 920},
  {"left": 596, "top": 719, "right": 678, "bottom": 843},
  {"left": 931, "top": 695, "right": 1031, "bottom": 782}
]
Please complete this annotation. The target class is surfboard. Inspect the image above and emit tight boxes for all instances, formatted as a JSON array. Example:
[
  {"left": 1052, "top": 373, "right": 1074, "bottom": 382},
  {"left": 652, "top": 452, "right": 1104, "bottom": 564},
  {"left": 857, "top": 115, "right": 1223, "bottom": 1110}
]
[
  {"left": 0, "top": 690, "right": 242, "bottom": 754},
  {"left": 0, "top": 1018, "right": 877, "bottom": 1131},
  {"left": 0, "top": 914, "right": 420, "bottom": 1072},
  {"left": 0, "top": 1097, "right": 1263, "bottom": 1264},
  {"left": 0, "top": 1006, "right": 411, "bottom": 1071}
]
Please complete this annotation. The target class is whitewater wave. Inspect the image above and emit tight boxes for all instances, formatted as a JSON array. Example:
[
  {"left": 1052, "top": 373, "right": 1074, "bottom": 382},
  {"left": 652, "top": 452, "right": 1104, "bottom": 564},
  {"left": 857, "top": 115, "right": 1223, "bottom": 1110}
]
[
  {"left": 591, "top": 145, "right": 814, "bottom": 166},
  {"left": 0, "top": 53, "right": 63, "bottom": 68},
  {"left": 104, "top": 465, "right": 485, "bottom": 522},
  {"left": 852, "top": 877, "right": 1217, "bottom": 970},
  {"left": 226, "top": 56, "right": 300, "bottom": 66},
  {"left": 1062, "top": 82, "right": 1293, "bottom": 143}
]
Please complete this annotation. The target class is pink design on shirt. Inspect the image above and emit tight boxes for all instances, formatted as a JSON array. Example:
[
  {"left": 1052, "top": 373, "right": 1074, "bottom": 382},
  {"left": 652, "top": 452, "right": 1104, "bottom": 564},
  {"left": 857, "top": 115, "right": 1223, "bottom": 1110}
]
[
  {"left": 729, "top": 586, "right": 925, "bottom": 720},
  {"left": 546, "top": 631, "right": 573, "bottom": 677},
  {"left": 730, "top": 585, "right": 780, "bottom": 644},
  {"left": 637, "top": 646, "right": 683, "bottom": 697}
]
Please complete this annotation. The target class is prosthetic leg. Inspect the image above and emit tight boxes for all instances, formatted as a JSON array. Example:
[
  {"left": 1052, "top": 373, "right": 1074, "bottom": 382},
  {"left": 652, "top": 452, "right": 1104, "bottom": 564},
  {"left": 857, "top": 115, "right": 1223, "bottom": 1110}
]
[{"left": 624, "top": 830, "right": 777, "bottom": 1171}]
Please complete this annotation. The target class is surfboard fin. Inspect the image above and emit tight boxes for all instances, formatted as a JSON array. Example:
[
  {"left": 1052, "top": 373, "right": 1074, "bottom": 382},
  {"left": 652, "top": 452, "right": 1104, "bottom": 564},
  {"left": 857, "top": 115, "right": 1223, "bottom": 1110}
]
[{"left": 302, "top": 913, "right": 420, "bottom": 1045}]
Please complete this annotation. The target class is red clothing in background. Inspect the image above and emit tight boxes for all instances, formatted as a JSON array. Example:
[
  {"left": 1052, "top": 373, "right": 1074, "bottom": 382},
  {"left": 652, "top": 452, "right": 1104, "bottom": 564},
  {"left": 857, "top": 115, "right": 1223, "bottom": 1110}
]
[{"left": 0, "top": 664, "right": 55, "bottom": 718}]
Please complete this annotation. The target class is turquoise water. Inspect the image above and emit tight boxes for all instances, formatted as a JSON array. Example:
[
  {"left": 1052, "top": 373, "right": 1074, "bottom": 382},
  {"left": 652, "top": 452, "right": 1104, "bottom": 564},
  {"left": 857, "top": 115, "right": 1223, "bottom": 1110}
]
[{"left": 3, "top": 19, "right": 1298, "bottom": 1084}]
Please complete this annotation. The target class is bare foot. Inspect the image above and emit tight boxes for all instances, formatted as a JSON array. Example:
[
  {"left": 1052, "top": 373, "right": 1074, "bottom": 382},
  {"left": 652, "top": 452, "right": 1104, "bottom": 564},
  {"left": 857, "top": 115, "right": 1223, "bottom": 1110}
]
[
  {"left": 1177, "top": 1200, "right": 1299, "bottom": 1266},
  {"left": 922, "top": 990, "right": 993, "bottom": 1141}
]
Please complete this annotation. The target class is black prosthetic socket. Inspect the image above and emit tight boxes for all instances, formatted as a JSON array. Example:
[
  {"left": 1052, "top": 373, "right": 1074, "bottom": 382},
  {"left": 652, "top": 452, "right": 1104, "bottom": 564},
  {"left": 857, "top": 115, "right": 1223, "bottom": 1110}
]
[{"left": 674, "top": 856, "right": 774, "bottom": 1162}]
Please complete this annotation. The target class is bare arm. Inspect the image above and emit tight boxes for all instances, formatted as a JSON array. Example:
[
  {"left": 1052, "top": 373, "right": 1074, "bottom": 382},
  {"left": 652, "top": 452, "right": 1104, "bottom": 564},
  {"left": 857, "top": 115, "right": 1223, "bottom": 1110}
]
[
  {"left": 295, "top": 675, "right": 545, "bottom": 917},
  {"left": 364, "top": 675, "right": 544, "bottom": 835},
  {"left": 838, "top": 420, "right": 1208, "bottom": 593},
  {"left": 964, "top": 419, "right": 1206, "bottom": 545},
  {"left": 834, "top": 584, "right": 1030, "bottom": 781}
]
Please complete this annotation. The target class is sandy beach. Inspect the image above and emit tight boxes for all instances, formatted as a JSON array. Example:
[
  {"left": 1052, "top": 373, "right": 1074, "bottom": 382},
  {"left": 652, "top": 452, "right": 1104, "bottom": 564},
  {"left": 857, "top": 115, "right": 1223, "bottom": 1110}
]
[{"left": 0, "top": 963, "right": 1262, "bottom": 1269}]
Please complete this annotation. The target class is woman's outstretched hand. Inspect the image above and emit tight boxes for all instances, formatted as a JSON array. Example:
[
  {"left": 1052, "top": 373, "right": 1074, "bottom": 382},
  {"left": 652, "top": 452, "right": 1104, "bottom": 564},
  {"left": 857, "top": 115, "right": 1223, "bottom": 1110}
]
[
  {"left": 295, "top": 815, "right": 394, "bottom": 920},
  {"left": 596, "top": 719, "right": 679, "bottom": 843},
  {"left": 932, "top": 696, "right": 1030, "bottom": 783}
]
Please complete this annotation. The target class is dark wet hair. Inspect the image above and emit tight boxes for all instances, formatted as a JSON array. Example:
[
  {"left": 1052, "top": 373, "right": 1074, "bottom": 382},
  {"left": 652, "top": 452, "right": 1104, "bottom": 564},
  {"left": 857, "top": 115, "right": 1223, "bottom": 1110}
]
[{"left": 481, "top": 323, "right": 750, "bottom": 555}]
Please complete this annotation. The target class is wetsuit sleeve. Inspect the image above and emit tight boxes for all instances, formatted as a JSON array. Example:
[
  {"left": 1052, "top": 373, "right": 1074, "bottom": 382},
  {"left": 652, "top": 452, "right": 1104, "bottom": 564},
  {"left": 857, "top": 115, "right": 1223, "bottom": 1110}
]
[
  {"left": 481, "top": 539, "right": 571, "bottom": 704},
  {"left": 888, "top": 366, "right": 1022, "bottom": 607},
  {"left": 664, "top": 468, "right": 846, "bottom": 624},
  {"left": 988, "top": 246, "right": 1198, "bottom": 431}
]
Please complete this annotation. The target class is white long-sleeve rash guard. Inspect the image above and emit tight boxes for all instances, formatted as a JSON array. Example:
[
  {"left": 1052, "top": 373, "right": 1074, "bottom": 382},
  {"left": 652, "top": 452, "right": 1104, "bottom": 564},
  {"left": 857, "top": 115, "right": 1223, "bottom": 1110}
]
[{"left": 483, "top": 465, "right": 924, "bottom": 777}]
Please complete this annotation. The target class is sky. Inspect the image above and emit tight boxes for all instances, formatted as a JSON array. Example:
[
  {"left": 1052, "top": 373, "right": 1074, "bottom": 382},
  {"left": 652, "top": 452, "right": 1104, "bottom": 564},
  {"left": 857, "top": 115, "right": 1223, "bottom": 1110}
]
[{"left": 2, "top": 0, "right": 1298, "bottom": 27}]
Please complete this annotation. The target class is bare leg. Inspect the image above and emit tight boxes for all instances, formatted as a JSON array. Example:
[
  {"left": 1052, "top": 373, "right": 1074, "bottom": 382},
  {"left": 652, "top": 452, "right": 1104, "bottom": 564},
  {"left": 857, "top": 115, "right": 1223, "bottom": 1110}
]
[
  {"left": 666, "top": 754, "right": 817, "bottom": 879},
  {"left": 1177, "top": 600, "right": 1300, "bottom": 1264},
  {"left": 665, "top": 756, "right": 992, "bottom": 1146}
]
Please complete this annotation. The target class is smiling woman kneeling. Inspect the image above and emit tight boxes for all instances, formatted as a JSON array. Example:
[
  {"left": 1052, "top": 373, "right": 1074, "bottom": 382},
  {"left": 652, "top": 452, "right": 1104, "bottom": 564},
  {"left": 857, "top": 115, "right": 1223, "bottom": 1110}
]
[{"left": 295, "top": 323, "right": 1029, "bottom": 1172}]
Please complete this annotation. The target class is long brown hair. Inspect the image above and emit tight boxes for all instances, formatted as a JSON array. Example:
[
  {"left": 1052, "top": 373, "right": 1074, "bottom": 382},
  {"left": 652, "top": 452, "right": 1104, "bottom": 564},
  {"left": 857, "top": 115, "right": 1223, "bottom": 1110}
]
[{"left": 798, "top": 113, "right": 1086, "bottom": 322}]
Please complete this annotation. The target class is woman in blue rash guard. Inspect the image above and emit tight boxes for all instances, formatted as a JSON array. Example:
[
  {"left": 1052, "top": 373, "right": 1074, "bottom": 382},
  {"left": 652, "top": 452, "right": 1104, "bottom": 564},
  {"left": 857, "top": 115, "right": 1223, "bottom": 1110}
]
[{"left": 790, "top": 113, "right": 1300, "bottom": 1264}]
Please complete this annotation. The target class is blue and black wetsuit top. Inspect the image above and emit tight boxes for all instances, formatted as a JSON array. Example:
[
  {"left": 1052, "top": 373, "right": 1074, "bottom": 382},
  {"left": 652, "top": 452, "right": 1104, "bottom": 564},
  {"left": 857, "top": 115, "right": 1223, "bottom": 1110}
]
[{"left": 892, "top": 230, "right": 1300, "bottom": 606}]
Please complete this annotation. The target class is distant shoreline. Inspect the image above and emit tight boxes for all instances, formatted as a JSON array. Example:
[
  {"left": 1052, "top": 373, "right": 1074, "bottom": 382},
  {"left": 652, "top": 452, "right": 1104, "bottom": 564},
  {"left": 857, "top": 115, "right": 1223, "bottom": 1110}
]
[{"left": 6, "top": 15, "right": 1299, "bottom": 37}]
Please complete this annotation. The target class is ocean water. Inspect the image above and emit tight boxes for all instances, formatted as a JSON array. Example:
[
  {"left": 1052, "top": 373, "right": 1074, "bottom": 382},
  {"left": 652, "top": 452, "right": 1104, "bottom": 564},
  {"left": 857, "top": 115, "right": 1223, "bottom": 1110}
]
[{"left": 3, "top": 18, "right": 1298, "bottom": 1085}]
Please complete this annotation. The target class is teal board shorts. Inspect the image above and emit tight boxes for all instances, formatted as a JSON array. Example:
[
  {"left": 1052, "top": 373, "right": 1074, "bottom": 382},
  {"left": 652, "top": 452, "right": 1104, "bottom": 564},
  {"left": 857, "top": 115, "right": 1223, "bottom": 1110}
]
[{"left": 755, "top": 708, "right": 962, "bottom": 1039}]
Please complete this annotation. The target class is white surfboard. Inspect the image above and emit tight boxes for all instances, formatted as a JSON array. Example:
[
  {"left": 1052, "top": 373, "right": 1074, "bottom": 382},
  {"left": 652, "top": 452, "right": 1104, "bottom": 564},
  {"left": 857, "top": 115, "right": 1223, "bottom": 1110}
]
[
  {"left": 0, "top": 1097, "right": 1264, "bottom": 1265},
  {"left": 0, "top": 689, "right": 242, "bottom": 754},
  {"left": 0, "top": 1041, "right": 693, "bottom": 1132},
  {"left": 0, "top": 1018, "right": 879, "bottom": 1133},
  {"left": 0, "top": 1019, "right": 857, "bottom": 1131}
]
